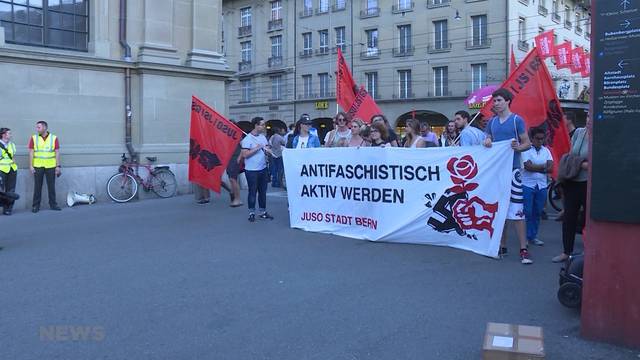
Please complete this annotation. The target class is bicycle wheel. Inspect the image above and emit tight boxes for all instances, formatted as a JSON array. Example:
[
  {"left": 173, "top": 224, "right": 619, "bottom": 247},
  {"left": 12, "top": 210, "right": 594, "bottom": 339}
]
[
  {"left": 150, "top": 169, "right": 177, "bottom": 198},
  {"left": 107, "top": 173, "right": 138, "bottom": 203},
  {"left": 548, "top": 181, "right": 563, "bottom": 212}
]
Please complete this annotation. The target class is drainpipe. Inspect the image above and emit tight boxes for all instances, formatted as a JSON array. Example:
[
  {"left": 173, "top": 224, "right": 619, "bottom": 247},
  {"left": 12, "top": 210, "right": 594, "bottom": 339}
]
[{"left": 119, "top": 0, "right": 136, "bottom": 161}]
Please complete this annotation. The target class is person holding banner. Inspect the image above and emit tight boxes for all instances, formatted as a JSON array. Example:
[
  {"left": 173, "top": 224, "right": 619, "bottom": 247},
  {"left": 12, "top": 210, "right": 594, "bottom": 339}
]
[
  {"left": 241, "top": 117, "right": 274, "bottom": 222},
  {"left": 483, "top": 88, "right": 533, "bottom": 264},
  {"left": 369, "top": 122, "right": 391, "bottom": 147},
  {"left": 454, "top": 111, "right": 485, "bottom": 146}
]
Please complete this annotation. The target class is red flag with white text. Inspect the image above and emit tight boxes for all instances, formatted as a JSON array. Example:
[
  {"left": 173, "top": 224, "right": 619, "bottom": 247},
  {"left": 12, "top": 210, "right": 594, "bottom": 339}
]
[
  {"left": 336, "top": 48, "right": 357, "bottom": 113},
  {"left": 554, "top": 41, "right": 572, "bottom": 69},
  {"left": 189, "top": 96, "right": 242, "bottom": 193},
  {"left": 336, "top": 48, "right": 382, "bottom": 123},
  {"left": 570, "top": 46, "right": 585, "bottom": 74},
  {"left": 481, "top": 49, "right": 570, "bottom": 178},
  {"left": 534, "top": 30, "right": 555, "bottom": 58},
  {"left": 581, "top": 54, "right": 591, "bottom": 77}
]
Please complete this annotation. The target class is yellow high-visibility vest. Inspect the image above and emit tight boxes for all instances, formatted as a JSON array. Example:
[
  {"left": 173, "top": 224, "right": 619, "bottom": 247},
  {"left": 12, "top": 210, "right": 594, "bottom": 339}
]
[
  {"left": 32, "top": 134, "right": 57, "bottom": 169},
  {"left": 0, "top": 142, "right": 17, "bottom": 173}
]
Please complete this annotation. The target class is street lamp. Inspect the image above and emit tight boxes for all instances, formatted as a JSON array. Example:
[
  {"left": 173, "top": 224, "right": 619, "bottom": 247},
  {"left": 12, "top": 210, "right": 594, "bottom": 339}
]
[{"left": 454, "top": 9, "right": 461, "bottom": 21}]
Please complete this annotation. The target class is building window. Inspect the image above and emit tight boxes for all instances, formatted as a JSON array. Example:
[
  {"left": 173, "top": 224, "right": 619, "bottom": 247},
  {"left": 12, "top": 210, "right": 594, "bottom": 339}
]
[
  {"left": 366, "top": 71, "right": 378, "bottom": 98},
  {"left": 471, "top": 63, "right": 487, "bottom": 92},
  {"left": 433, "top": 66, "right": 448, "bottom": 96},
  {"left": 240, "top": 7, "right": 251, "bottom": 27},
  {"left": 367, "top": 0, "right": 378, "bottom": 10},
  {"left": 365, "top": 28, "right": 378, "bottom": 55},
  {"left": 319, "top": 29, "right": 329, "bottom": 53},
  {"left": 564, "top": 5, "right": 570, "bottom": 22},
  {"left": 270, "top": 0, "right": 282, "bottom": 20},
  {"left": 303, "top": 75, "right": 313, "bottom": 98},
  {"left": 471, "top": 15, "right": 487, "bottom": 46},
  {"left": 397, "top": 0, "right": 411, "bottom": 10},
  {"left": 398, "top": 24, "right": 411, "bottom": 53},
  {"left": 241, "top": 79, "right": 252, "bottom": 102},
  {"left": 335, "top": 0, "right": 346, "bottom": 10},
  {"left": 271, "top": 75, "right": 283, "bottom": 100},
  {"left": 304, "top": 0, "right": 313, "bottom": 12},
  {"left": 434, "top": 20, "right": 448, "bottom": 49},
  {"left": 398, "top": 69, "right": 411, "bottom": 99},
  {"left": 0, "top": 0, "right": 89, "bottom": 51},
  {"left": 518, "top": 17, "right": 526, "bottom": 41},
  {"left": 241, "top": 41, "right": 252, "bottom": 62},
  {"left": 319, "top": 72, "right": 329, "bottom": 97},
  {"left": 271, "top": 35, "right": 282, "bottom": 58},
  {"left": 303, "top": 32, "right": 312, "bottom": 55},
  {"left": 319, "top": 0, "right": 329, "bottom": 12},
  {"left": 335, "top": 26, "right": 345, "bottom": 51}
]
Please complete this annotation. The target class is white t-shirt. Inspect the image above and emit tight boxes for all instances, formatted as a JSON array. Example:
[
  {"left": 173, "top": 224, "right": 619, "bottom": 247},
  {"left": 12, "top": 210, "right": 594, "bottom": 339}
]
[
  {"left": 521, "top": 145, "right": 553, "bottom": 189},
  {"left": 324, "top": 128, "right": 352, "bottom": 147},
  {"left": 240, "top": 134, "right": 268, "bottom": 171},
  {"left": 296, "top": 135, "right": 309, "bottom": 149}
]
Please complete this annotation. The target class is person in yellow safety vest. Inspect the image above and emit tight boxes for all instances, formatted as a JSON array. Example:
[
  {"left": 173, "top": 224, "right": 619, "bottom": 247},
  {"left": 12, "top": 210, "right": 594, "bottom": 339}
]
[
  {"left": 0, "top": 127, "right": 18, "bottom": 215},
  {"left": 28, "top": 121, "right": 62, "bottom": 213}
]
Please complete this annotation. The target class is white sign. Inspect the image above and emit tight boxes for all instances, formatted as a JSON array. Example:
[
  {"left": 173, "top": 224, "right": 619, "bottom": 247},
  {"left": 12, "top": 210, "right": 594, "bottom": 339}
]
[{"left": 282, "top": 141, "right": 514, "bottom": 258}]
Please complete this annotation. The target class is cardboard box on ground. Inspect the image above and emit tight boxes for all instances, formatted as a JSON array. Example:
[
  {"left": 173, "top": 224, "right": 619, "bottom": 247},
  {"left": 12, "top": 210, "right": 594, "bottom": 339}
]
[{"left": 482, "top": 322, "right": 545, "bottom": 359}]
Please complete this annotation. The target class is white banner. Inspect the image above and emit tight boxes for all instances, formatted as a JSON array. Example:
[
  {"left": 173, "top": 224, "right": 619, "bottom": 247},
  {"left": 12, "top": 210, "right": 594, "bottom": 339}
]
[{"left": 282, "top": 141, "right": 515, "bottom": 258}]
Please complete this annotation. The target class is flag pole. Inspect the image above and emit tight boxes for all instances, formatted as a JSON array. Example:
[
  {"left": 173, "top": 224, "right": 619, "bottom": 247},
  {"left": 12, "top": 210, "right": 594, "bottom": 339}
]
[{"left": 453, "top": 111, "right": 482, "bottom": 145}]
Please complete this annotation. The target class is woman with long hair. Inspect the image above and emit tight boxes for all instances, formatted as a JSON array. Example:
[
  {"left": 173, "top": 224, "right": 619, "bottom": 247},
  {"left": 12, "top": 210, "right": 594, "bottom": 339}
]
[
  {"left": 403, "top": 119, "right": 427, "bottom": 148},
  {"left": 324, "top": 111, "right": 352, "bottom": 147},
  {"left": 348, "top": 118, "right": 367, "bottom": 147},
  {"left": 291, "top": 116, "right": 321, "bottom": 148},
  {"left": 369, "top": 121, "right": 390, "bottom": 147},
  {"left": 370, "top": 114, "right": 399, "bottom": 147}
]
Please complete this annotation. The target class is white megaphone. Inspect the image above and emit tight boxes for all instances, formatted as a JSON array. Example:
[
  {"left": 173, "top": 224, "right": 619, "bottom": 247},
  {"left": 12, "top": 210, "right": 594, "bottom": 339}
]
[{"left": 67, "top": 191, "right": 96, "bottom": 207}]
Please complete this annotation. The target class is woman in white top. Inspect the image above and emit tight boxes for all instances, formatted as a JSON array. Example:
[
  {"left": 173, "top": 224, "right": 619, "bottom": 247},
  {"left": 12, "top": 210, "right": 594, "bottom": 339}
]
[
  {"left": 347, "top": 118, "right": 367, "bottom": 147},
  {"left": 403, "top": 119, "right": 427, "bottom": 148},
  {"left": 324, "top": 112, "right": 352, "bottom": 147}
]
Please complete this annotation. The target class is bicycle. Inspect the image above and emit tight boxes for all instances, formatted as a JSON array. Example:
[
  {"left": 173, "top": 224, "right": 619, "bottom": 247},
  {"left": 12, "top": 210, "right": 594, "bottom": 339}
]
[
  {"left": 107, "top": 154, "right": 177, "bottom": 203},
  {"left": 547, "top": 179, "right": 563, "bottom": 212}
]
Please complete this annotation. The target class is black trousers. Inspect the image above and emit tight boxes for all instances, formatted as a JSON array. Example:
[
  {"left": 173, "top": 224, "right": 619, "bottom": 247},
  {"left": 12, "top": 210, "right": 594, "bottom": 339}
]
[
  {"left": 0, "top": 169, "right": 17, "bottom": 211},
  {"left": 33, "top": 167, "right": 57, "bottom": 208},
  {"left": 562, "top": 180, "right": 587, "bottom": 255}
]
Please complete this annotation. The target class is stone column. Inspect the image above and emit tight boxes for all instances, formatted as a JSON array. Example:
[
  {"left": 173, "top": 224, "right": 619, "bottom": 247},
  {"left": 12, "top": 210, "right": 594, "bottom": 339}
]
[
  {"left": 186, "top": 0, "right": 227, "bottom": 70},
  {"left": 90, "top": 0, "right": 111, "bottom": 58},
  {"left": 138, "top": 0, "right": 181, "bottom": 65},
  {"left": 0, "top": 23, "right": 5, "bottom": 45}
]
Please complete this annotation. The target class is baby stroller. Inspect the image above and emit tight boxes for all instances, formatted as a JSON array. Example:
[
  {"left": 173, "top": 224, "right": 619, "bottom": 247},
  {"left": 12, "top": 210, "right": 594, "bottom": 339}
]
[{"left": 557, "top": 254, "right": 584, "bottom": 308}]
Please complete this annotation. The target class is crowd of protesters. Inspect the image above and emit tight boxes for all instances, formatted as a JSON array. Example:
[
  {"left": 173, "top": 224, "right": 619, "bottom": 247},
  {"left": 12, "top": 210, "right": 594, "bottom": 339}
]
[{"left": 224, "top": 88, "right": 589, "bottom": 266}]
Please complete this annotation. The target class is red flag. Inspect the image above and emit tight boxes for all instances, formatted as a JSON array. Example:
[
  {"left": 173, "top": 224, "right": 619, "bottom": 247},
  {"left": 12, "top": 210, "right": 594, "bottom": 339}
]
[
  {"left": 534, "top": 30, "right": 555, "bottom": 58},
  {"left": 336, "top": 48, "right": 357, "bottom": 113},
  {"left": 570, "top": 46, "right": 585, "bottom": 74},
  {"left": 554, "top": 41, "right": 572, "bottom": 69},
  {"left": 336, "top": 48, "right": 382, "bottom": 123},
  {"left": 581, "top": 53, "right": 591, "bottom": 77},
  {"left": 481, "top": 49, "right": 571, "bottom": 178},
  {"left": 189, "top": 96, "right": 242, "bottom": 193},
  {"left": 347, "top": 86, "right": 382, "bottom": 123},
  {"left": 510, "top": 45, "right": 517, "bottom": 74}
]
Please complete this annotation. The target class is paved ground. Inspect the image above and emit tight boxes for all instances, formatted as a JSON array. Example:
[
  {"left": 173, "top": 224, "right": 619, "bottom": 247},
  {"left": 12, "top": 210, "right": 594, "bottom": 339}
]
[{"left": 0, "top": 190, "right": 638, "bottom": 360}]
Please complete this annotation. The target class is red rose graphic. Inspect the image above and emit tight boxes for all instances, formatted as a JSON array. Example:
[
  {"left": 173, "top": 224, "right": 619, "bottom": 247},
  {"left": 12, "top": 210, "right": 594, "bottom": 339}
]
[
  {"left": 452, "top": 196, "right": 498, "bottom": 236},
  {"left": 447, "top": 155, "right": 479, "bottom": 193}
]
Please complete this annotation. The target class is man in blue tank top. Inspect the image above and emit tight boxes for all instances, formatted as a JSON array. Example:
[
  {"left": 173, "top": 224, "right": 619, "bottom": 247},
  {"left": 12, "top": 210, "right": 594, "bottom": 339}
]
[{"left": 483, "top": 88, "right": 533, "bottom": 264}]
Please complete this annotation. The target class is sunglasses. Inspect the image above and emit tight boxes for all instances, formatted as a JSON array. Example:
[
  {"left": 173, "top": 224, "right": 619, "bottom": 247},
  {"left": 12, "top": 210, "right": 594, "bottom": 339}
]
[
  {"left": 371, "top": 129, "right": 380, "bottom": 133},
  {"left": 534, "top": 137, "right": 545, "bottom": 141}
]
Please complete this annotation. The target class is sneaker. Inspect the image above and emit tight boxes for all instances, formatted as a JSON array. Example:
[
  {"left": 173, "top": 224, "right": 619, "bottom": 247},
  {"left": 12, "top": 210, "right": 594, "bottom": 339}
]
[
  {"left": 498, "top": 247, "right": 508, "bottom": 258},
  {"left": 528, "top": 238, "right": 544, "bottom": 246},
  {"left": 50, "top": 205, "right": 62, "bottom": 211},
  {"left": 259, "top": 212, "right": 274, "bottom": 220},
  {"left": 248, "top": 213, "right": 256, "bottom": 222},
  {"left": 197, "top": 199, "right": 210, "bottom": 205},
  {"left": 520, "top": 249, "right": 533, "bottom": 264}
]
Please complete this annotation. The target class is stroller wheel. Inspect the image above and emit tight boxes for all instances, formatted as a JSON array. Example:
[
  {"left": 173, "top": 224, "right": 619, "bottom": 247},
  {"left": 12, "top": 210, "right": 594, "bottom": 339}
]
[{"left": 558, "top": 282, "right": 582, "bottom": 308}]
